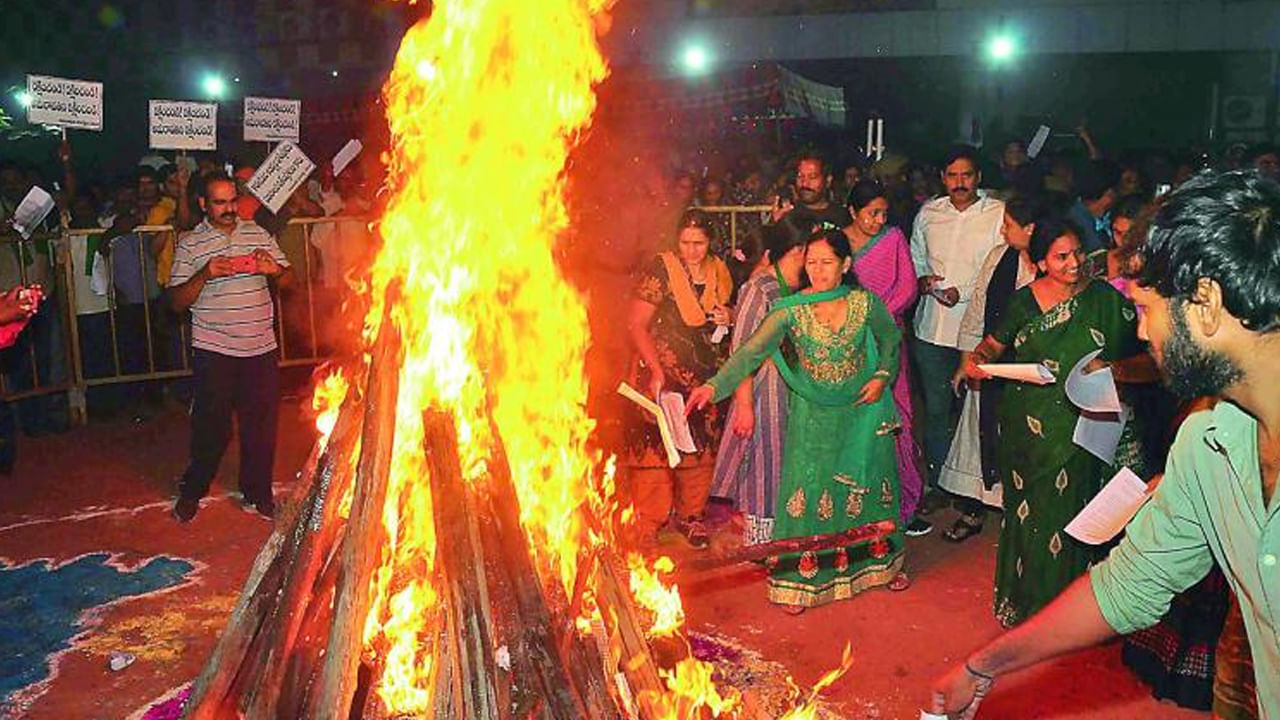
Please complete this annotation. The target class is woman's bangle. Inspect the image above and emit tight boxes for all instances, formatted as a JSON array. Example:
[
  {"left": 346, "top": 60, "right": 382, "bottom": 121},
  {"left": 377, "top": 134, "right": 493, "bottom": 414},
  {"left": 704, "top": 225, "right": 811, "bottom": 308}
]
[
  {"left": 872, "top": 369, "right": 891, "bottom": 380},
  {"left": 964, "top": 660, "right": 995, "bottom": 683}
]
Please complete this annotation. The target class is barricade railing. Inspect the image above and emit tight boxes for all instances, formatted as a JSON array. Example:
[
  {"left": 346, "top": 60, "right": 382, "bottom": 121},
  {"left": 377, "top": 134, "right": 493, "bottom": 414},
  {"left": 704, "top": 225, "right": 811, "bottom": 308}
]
[
  {"left": 0, "top": 215, "right": 372, "bottom": 422},
  {"left": 0, "top": 231, "right": 75, "bottom": 405},
  {"left": 691, "top": 205, "right": 773, "bottom": 253}
]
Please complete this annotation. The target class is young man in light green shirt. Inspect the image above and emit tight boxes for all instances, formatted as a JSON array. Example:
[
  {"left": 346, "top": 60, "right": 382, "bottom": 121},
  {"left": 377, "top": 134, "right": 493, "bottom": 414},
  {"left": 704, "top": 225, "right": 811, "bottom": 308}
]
[{"left": 931, "top": 169, "right": 1280, "bottom": 719}]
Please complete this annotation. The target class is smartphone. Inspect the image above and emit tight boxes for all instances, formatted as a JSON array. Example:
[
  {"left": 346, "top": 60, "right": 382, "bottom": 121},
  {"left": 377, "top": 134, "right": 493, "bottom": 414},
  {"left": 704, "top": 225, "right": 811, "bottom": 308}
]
[{"left": 228, "top": 255, "right": 257, "bottom": 274}]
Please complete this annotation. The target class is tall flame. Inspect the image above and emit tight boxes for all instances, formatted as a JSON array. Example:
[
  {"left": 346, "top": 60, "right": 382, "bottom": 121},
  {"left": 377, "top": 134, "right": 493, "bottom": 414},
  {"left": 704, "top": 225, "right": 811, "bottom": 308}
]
[
  {"left": 364, "top": 0, "right": 612, "bottom": 712},
  {"left": 345, "top": 1, "right": 847, "bottom": 717}
]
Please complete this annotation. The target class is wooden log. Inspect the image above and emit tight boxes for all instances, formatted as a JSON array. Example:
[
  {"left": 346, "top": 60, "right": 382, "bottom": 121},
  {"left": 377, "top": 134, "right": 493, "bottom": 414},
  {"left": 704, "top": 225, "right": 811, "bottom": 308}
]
[
  {"left": 675, "top": 520, "right": 898, "bottom": 575},
  {"left": 424, "top": 409, "right": 501, "bottom": 720},
  {"left": 476, "top": 423, "right": 619, "bottom": 720},
  {"left": 182, "top": 393, "right": 365, "bottom": 720},
  {"left": 591, "top": 549, "right": 665, "bottom": 720},
  {"left": 241, "top": 392, "right": 367, "bottom": 718},
  {"left": 313, "top": 296, "right": 403, "bottom": 720}
]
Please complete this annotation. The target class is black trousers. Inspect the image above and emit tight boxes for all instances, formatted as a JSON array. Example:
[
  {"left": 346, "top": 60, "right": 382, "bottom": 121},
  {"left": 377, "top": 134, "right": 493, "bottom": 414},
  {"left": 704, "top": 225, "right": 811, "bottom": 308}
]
[{"left": 177, "top": 348, "right": 279, "bottom": 504}]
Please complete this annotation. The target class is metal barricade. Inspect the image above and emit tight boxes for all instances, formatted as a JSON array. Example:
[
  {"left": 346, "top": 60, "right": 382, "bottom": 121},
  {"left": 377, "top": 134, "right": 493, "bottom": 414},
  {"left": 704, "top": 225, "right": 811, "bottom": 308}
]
[
  {"left": 37, "top": 216, "right": 372, "bottom": 423},
  {"left": 686, "top": 205, "right": 773, "bottom": 253},
  {"left": 0, "top": 231, "right": 76, "bottom": 404}
]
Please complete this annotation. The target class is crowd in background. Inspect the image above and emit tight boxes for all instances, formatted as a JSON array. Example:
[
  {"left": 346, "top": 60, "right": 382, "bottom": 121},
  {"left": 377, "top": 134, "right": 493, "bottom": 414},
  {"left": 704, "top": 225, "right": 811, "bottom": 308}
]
[{"left": 609, "top": 131, "right": 1280, "bottom": 719}]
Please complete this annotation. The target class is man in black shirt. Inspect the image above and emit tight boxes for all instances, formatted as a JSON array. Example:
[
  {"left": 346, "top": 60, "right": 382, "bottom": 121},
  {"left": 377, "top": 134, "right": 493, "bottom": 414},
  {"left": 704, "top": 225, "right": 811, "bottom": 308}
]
[{"left": 770, "top": 152, "right": 851, "bottom": 231}]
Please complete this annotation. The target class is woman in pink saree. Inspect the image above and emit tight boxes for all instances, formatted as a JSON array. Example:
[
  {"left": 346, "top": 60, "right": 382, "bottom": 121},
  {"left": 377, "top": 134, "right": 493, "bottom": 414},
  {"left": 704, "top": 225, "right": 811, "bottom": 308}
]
[{"left": 842, "top": 180, "right": 927, "bottom": 534}]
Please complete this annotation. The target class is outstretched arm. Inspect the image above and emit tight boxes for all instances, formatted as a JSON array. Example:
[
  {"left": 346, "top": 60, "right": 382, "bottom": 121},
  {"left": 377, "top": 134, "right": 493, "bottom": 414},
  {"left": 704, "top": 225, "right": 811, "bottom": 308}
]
[
  {"left": 931, "top": 575, "right": 1115, "bottom": 718},
  {"left": 688, "top": 308, "right": 792, "bottom": 411}
]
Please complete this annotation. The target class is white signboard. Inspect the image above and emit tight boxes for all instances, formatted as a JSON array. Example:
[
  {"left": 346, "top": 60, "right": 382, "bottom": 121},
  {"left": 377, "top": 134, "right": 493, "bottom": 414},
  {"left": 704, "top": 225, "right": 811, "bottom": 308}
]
[
  {"left": 26, "top": 74, "right": 103, "bottom": 131},
  {"left": 149, "top": 100, "right": 218, "bottom": 151},
  {"left": 331, "top": 139, "right": 363, "bottom": 177},
  {"left": 243, "top": 96, "right": 301, "bottom": 143},
  {"left": 246, "top": 141, "right": 316, "bottom": 214}
]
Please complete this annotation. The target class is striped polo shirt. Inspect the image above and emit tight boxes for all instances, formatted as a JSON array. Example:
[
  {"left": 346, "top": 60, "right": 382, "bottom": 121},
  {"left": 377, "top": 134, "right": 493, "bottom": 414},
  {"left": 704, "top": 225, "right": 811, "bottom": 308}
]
[{"left": 167, "top": 219, "right": 290, "bottom": 357}]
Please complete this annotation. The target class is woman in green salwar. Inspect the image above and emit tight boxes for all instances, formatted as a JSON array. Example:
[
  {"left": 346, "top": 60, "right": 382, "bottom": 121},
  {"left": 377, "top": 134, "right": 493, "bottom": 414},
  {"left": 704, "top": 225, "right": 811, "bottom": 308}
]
[
  {"left": 962, "top": 217, "right": 1152, "bottom": 628},
  {"left": 688, "top": 229, "right": 908, "bottom": 613}
]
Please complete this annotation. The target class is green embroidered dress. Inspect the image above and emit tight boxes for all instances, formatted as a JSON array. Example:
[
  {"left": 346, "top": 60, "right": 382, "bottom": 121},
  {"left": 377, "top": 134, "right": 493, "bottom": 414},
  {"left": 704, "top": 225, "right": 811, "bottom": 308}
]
[
  {"left": 705, "top": 286, "right": 905, "bottom": 607},
  {"left": 990, "top": 279, "right": 1141, "bottom": 627}
]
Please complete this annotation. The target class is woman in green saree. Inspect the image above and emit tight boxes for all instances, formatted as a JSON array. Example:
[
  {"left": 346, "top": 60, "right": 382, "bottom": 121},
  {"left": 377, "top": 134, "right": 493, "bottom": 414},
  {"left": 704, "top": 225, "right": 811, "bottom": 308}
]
[
  {"left": 688, "top": 229, "right": 907, "bottom": 613},
  {"left": 962, "top": 216, "right": 1151, "bottom": 627}
]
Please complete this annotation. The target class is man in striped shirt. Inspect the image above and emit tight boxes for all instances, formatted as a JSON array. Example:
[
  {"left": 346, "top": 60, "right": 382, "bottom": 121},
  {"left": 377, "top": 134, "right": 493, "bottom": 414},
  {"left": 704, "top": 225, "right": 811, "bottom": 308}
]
[{"left": 168, "top": 173, "right": 293, "bottom": 522}]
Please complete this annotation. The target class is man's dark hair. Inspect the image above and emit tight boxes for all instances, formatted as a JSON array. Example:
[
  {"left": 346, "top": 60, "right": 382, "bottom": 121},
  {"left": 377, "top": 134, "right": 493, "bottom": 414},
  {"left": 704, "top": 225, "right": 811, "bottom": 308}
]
[
  {"left": 794, "top": 150, "right": 830, "bottom": 177},
  {"left": 1005, "top": 192, "right": 1047, "bottom": 227},
  {"left": 942, "top": 144, "right": 980, "bottom": 170},
  {"left": 764, "top": 213, "right": 816, "bottom": 260},
  {"left": 199, "top": 171, "right": 236, "bottom": 201},
  {"left": 1112, "top": 194, "right": 1147, "bottom": 222},
  {"left": 1077, "top": 160, "right": 1120, "bottom": 202},
  {"left": 1139, "top": 170, "right": 1280, "bottom": 333}
]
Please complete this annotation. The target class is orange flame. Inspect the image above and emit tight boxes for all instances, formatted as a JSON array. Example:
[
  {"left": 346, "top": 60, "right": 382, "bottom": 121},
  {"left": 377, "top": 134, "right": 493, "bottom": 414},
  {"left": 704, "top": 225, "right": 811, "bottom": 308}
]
[
  {"left": 627, "top": 554, "right": 685, "bottom": 638},
  {"left": 778, "top": 643, "right": 855, "bottom": 720},
  {"left": 362, "top": 0, "right": 613, "bottom": 713},
  {"left": 335, "top": 0, "right": 854, "bottom": 716},
  {"left": 310, "top": 367, "right": 349, "bottom": 446}
]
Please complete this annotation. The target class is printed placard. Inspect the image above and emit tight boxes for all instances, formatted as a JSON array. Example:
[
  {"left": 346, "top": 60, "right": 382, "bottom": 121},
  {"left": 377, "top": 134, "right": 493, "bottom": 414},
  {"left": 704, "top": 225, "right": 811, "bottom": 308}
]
[
  {"left": 149, "top": 100, "right": 217, "bottom": 151},
  {"left": 26, "top": 74, "right": 103, "bottom": 131},
  {"left": 246, "top": 141, "right": 316, "bottom": 214},
  {"left": 243, "top": 96, "right": 301, "bottom": 143}
]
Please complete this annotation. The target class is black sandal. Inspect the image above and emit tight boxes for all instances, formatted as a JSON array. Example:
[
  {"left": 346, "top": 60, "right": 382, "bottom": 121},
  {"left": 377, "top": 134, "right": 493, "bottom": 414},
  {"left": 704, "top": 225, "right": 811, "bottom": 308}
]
[{"left": 943, "top": 513, "right": 984, "bottom": 543}]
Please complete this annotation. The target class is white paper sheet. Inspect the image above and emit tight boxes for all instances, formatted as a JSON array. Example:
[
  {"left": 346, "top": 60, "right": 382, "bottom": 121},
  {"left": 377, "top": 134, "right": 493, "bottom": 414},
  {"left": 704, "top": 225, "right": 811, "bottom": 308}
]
[
  {"left": 1065, "top": 467, "right": 1150, "bottom": 544},
  {"left": 1073, "top": 406, "right": 1129, "bottom": 465},
  {"left": 658, "top": 392, "right": 697, "bottom": 453},
  {"left": 331, "top": 139, "right": 363, "bottom": 177},
  {"left": 9, "top": 186, "right": 56, "bottom": 239},
  {"left": 1065, "top": 349, "right": 1122, "bottom": 413},
  {"left": 977, "top": 362, "right": 1056, "bottom": 385},
  {"left": 617, "top": 382, "right": 683, "bottom": 467},
  {"left": 1027, "top": 124, "right": 1051, "bottom": 159}
]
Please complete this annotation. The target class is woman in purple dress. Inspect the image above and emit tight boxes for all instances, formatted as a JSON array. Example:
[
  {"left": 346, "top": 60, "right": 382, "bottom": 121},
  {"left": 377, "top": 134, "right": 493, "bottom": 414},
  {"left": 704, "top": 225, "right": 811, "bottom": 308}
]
[{"left": 842, "top": 180, "right": 927, "bottom": 534}]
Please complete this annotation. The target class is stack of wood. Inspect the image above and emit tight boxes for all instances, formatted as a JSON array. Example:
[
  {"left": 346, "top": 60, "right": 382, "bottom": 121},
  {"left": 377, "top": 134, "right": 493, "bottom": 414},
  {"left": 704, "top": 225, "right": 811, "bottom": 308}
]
[
  {"left": 181, "top": 302, "right": 896, "bottom": 720},
  {"left": 179, "top": 306, "right": 665, "bottom": 720}
]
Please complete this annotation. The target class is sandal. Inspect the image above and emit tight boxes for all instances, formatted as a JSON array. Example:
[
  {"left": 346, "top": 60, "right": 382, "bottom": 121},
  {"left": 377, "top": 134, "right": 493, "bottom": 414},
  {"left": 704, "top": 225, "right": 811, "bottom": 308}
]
[
  {"left": 779, "top": 603, "right": 807, "bottom": 616},
  {"left": 943, "top": 513, "right": 985, "bottom": 543},
  {"left": 888, "top": 571, "right": 911, "bottom": 592}
]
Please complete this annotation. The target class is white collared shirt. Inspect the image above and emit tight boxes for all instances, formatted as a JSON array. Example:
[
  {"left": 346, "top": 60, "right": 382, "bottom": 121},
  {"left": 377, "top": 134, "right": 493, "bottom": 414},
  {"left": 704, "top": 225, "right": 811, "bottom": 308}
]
[{"left": 909, "top": 194, "right": 1005, "bottom": 348}]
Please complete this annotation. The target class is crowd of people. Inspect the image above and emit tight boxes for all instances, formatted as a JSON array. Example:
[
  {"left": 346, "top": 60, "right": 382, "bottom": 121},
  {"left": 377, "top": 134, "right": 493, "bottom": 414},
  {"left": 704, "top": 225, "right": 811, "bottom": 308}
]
[
  {"left": 3, "top": 121, "right": 1279, "bottom": 717},
  {"left": 613, "top": 135, "right": 1280, "bottom": 719},
  {"left": 0, "top": 143, "right": 378, "bottom": 476}
]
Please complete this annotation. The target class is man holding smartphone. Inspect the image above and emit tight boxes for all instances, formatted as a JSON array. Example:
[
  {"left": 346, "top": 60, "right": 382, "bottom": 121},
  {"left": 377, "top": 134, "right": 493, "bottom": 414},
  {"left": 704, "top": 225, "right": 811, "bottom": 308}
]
[
  {"left": 909, "top": 145, "right": 1005, "bottom": 538},
  {"left": 167, "top": 173, "right": 293, "bottom": 522}
]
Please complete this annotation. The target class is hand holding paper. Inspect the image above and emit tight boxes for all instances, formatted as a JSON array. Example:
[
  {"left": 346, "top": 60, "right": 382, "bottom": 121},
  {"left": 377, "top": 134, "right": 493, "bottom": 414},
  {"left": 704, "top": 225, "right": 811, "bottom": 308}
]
[
  {"left": 976, "top": 363, "right": 1056, "bottom": 385},
  {"left": 1065, "top": 467, "right": 1151, "bottom": 544},
  {"left": 617, "top": 382, "right": 697, "bottom": 468}
]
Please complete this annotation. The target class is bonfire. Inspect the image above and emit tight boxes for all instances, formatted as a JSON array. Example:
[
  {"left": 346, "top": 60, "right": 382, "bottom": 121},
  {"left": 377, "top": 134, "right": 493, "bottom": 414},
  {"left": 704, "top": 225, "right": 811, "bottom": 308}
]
[{"left": 179, "top": 2, "right": 877, "bottom": 718}]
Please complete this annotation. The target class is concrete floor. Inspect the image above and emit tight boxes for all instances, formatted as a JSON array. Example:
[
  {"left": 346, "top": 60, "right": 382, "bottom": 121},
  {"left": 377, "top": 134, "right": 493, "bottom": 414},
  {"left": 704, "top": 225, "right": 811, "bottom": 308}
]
[{"left": 0, "top": 400, "right": 1207, "bottom": 720}]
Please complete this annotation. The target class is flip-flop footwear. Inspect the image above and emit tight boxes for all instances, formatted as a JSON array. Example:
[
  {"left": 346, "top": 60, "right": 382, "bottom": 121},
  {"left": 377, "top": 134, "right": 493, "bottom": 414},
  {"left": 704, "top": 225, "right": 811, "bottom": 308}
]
[{"left": 943, "top": 514, "right": 984, "bottom": 543}]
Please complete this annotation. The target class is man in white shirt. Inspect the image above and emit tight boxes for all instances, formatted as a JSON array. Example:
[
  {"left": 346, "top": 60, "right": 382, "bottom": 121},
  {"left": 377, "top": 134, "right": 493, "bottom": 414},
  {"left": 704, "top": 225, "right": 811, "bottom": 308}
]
[
  {"left": 909, "top": 146, "right": 1005, "bottom": 532},
  {"left": 167, "top": 174, "right": 293, "bottom": 522}
]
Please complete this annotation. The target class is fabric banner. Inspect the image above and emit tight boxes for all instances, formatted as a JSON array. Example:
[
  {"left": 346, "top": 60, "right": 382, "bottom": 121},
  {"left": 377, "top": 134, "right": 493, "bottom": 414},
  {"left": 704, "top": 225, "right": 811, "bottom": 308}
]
[{"left": 778, "top": 66, "right": 846, "bottom": 128}]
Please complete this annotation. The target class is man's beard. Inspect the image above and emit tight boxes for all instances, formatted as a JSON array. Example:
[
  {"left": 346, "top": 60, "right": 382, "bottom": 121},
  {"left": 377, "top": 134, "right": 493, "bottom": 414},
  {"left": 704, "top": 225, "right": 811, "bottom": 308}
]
[{"left": 1161, "top": 301, "right": 1244, "bottom": 399}]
